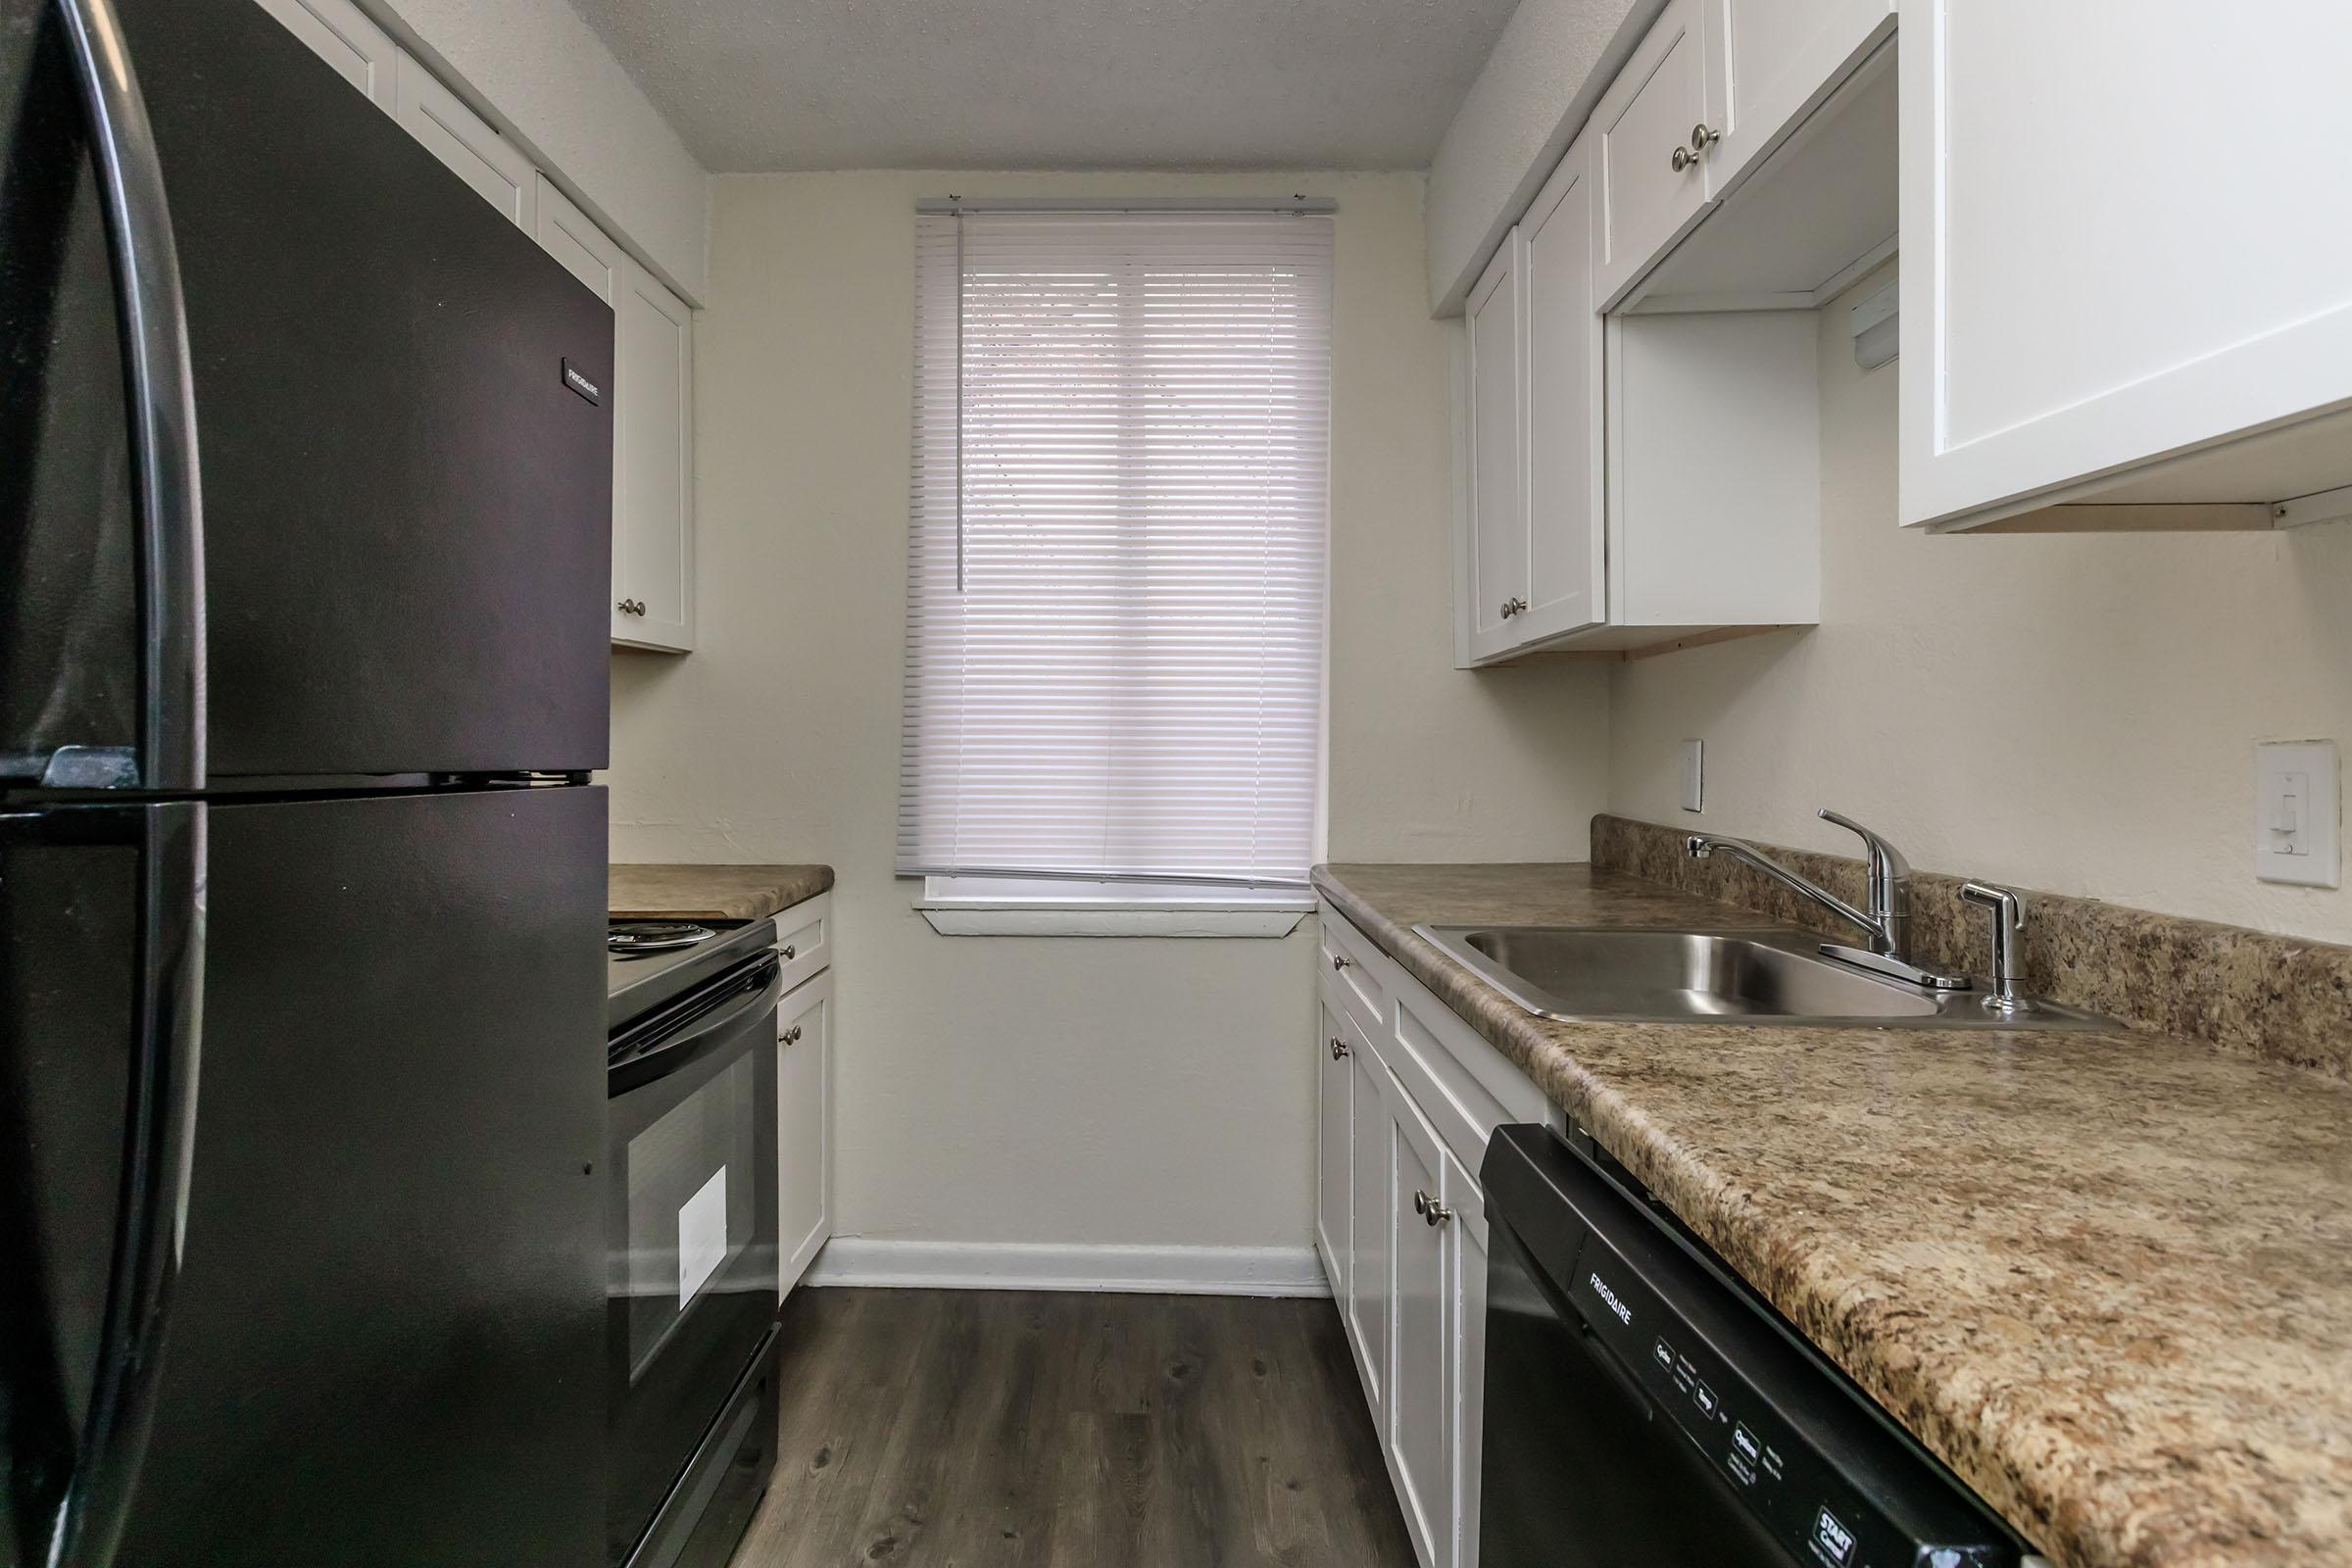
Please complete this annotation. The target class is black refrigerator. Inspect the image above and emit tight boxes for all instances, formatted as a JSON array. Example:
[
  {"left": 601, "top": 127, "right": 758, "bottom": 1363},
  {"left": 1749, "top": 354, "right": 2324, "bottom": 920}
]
[{"left": 2, "top": 1, "right": 612, "bottom": 1565}]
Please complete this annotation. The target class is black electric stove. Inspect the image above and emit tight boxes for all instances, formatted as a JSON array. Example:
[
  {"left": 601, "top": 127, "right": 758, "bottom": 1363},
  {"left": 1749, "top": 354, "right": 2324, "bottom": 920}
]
[{"left": 606, "top": 916, "right": 779, "bottom": 1032}]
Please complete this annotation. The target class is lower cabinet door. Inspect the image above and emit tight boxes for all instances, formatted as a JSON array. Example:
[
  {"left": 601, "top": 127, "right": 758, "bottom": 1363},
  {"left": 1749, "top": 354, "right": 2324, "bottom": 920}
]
[
  {"left": 1317, "top": 1001, "right": 1353, "bottom": 1299},
  {"left": 775, "top": 971, "right": 833, "bottom": 1295},
  {"left": 1384, "top": 1065, "right": 1454, "bottom": 1568},
  {"left": 1347, "top": 1021, "right": 1392, "bottom": 1416},
  {"left": 1447, "top": 1148, "right": 1490, "bottom": 1568}
]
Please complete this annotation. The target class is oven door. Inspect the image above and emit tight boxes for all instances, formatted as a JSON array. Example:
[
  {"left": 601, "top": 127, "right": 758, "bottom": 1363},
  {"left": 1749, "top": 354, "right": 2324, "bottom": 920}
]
[{"left": 608, "top": 952, "right": 783, "bottom": 1566}]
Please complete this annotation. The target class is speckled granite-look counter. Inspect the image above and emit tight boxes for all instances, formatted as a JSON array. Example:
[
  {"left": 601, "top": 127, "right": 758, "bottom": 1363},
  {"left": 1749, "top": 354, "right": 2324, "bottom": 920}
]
[
  {"left": 609, "top": 863, "right": 833, "bottom": 923},
  {"left": 1311, "top": 861, "right": 2352, "bottom": 1568}
]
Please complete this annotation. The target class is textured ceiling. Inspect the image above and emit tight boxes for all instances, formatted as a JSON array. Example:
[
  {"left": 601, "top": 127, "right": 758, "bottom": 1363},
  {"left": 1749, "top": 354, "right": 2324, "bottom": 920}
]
[{"left": 564, "top": 0, "right": 1524, "bottom": 172}]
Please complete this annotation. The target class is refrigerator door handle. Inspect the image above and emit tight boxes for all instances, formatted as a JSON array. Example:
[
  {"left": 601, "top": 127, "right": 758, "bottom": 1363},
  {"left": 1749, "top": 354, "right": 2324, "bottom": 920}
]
[
  {"left": 53, "top": 0, "right": 205, "bottom": 794},
  {"left": 46, "top": 801, "right": 207, "bottom": 1568}
]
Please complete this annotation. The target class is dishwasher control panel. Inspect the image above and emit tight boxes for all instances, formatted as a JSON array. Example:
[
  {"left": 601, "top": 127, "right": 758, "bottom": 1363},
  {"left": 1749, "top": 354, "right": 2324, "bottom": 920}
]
[{"left": 1512, "top": 1123, "right": 2025, "bottom": 1568}]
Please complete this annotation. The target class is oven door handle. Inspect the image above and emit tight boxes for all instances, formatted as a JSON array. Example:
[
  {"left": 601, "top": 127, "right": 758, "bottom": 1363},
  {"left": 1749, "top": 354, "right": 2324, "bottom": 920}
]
[{"left": 624, "top": 956, "right": 784, "bottom": 1088}]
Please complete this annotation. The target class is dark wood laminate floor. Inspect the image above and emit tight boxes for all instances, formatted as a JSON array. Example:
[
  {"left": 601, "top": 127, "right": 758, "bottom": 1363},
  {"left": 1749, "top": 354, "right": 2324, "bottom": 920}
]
[{"left": 732, "top": 1287, "right": 1417, "bottom": 1568}]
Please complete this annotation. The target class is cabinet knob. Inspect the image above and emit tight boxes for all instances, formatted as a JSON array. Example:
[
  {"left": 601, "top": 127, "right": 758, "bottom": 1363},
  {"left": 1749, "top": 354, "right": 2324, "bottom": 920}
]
[
  {"left": 1690, "top": 122, "right": 1722, "bottom": 153},
  {"left": 1498, "top": 597, "right": 1528, "bottom": 618},
  {"left": 1412, "top": 1190, "right": 1428, "bottom": 1215},
  {"left": 781, "top": 1023, "right": 803, "bottom": 1046},
  {"left": 1421, "top": 1193, "right": 1453, "bottom": 1226},
  {"left": 616, "top": 598, "right": 647, "bottom": 615},
  {"left": 1331, "top": 954, "right": 1352, "bottom": 972},
  {"left": 1671, "top": 145, "right": 1697, "bottom": 172},
  {"left": 780, "top": 944, "right": 797, "bottom": 960},
  {"left": 1329, "top": 1036, "right": 1349, "bottom": 1059}
]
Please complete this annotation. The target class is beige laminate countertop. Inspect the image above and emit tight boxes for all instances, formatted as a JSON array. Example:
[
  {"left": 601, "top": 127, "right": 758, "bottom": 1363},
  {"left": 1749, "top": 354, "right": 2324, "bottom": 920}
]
[
  {"left": 1312, "top": 861, "right": 2352, "bottom": 1568},
  {"left": 609, "top": 863, "right": 834, "bottom": 924}
]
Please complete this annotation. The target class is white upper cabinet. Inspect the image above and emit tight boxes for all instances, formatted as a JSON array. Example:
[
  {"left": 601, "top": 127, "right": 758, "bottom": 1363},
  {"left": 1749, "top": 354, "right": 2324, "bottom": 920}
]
[
  {"left": 255, "top": 0, "right": 398, "bottom": 110},
  {"left": 1462, "top": 233, "right": 1528, "bottom": 665},
  {"left": 533, "top": 175, "right": 622, "bottom": 304},
  {"left": 1697, "top": 0, "right": 1894, "bottom": 192},
  {"left": 1592, "top": 0, "right": 1716, "bottom": 309},
  {"left": 1901, "top": 0, "right": 2352, "bottom": 530},
  {"left": 612, "top": 262, "right": 697, "bottom": 652},
  {"left": 1517, "top": 138, "right": 1606, "bottom": 649},
  {"left": 394, "top": 51, "right": 535, "bottom": 229}
]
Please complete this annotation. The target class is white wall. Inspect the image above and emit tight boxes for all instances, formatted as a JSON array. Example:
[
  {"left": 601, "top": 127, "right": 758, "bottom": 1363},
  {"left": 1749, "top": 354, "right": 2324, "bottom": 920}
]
[
  {"left": 1611, "top": 263, "right": 2352, "bottom": 944},
  {"left": 607, "top": 171, "right": 1609, "bottom": 1257},
  {"left": 368, "top": 0, "right": 710, "bottom": 301},
  {"left": 1425, "top": 0, "right": 1652, "bottom": 315}
]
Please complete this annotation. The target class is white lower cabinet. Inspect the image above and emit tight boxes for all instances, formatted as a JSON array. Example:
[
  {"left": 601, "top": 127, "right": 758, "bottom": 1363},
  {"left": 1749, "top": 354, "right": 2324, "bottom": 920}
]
[
  {"left": 1383, "top": 1064, "right": 1454, "bottom": 1568},
  {"left": 1318, "top": 905, "right": 1544, "bottom": 1568},
  {"left": 1316, "top": 999, "right": 1353, "bottom": 1303},
  {"left": 1346, "top": 1009, "right": 1392, "bottom": 1419},
  {"left": 774, "top": 926, "right": 833, "bottom": 1298}
]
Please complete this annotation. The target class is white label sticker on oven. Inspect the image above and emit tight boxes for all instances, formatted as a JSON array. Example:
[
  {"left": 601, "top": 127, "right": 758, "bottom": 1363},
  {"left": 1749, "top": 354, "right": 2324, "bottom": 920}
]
[{"left": 678, "top": 1166, "right": 727, "bottom": 1310}]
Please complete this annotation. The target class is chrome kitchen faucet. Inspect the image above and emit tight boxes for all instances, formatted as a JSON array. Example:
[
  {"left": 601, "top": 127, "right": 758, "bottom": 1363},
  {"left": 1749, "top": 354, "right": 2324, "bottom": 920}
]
[{"left": 1687, "top": 809, "right": 1972, "bottom": 992}]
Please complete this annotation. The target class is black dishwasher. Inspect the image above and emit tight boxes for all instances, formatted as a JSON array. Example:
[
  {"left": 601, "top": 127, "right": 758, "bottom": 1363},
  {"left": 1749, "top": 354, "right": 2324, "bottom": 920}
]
[{"left": 1479, "top": 1125, "right": 2034, "bottom": 1568}]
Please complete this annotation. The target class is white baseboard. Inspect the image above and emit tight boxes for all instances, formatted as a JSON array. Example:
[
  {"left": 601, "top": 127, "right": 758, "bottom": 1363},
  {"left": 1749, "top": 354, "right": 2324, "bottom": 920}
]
[{"left": 804, "top": 1238, "right": 1333, "bottom": 1298}]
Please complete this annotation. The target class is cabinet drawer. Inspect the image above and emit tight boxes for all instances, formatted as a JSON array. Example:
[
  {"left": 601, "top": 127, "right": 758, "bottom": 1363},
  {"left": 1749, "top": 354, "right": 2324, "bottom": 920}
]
[
  {"left": 771, "top": 893, "right": 830, "bottom": 996},
  {"left": 1319, "top": 905, "right": 1392, "bottom": 1036},
  {"left": 1593, "top": 0, "right": 1716, "bottom": 308}
]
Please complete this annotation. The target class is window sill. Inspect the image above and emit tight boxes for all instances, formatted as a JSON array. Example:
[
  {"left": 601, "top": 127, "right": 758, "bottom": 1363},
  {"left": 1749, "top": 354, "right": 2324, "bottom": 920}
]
[{"left": 915, "top": 902, "right": 1313, "bottom": 939}]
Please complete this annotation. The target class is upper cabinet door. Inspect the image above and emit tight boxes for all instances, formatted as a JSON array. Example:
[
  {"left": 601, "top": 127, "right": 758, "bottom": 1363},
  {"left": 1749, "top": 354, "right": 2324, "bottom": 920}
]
[
  {"left": 1592, "top": 0, "right": 1715, "bottom": 309},
  {"left": 1462, "top": 232, "right": 1529, "bottom": 665},
  {"left": 1697, "top": 0, "right": 1894, "bottom": 193},
  {"left": 395, "top": 51, "right": 535, "bottom": 229},
  {"left": 533, "top": 176, "right": 621, "bottom": 305},
  {"left": 1516, "top": 134, "right": 1605, "bottom": 648},
  {"left": 1901, "top": 0, "right": 2352, "bottom": 528},
  {"left": 612, "top": 261, "right": 697, "bottom": 652},
  {"left": 254, "top": 0, "right": 399, "bottom": 111}
]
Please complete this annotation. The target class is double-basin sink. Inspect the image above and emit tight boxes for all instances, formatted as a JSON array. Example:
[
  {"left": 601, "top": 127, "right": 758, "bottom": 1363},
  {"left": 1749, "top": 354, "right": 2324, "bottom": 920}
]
[{"left": 1412, "top": 925, "right": 2109, "bottom": 1030}]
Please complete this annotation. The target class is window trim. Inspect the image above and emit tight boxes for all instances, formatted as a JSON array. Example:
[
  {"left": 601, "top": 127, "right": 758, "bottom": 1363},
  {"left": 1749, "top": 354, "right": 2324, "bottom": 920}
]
[{"left": 915, "top": 874, "right": 1313, "bottom": 938}]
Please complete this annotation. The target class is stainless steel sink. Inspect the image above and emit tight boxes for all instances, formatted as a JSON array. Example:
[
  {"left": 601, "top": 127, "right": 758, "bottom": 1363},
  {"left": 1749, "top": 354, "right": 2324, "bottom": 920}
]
[{"left": 1412, "top": 925, "right": 2111, "bottom": 1029}]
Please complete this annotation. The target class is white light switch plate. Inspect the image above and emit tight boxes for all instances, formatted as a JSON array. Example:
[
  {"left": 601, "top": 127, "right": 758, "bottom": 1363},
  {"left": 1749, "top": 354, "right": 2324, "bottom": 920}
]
[
  {"left": 1680, "top": 740, "right": 1703, "bottom": 813},
  {"left": 2256, "top": 741, "right": 2339, "bottom": 887}
]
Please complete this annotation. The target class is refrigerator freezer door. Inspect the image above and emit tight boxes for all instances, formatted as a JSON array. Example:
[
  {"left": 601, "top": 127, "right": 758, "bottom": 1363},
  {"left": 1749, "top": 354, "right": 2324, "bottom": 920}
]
[
  {"left": 1, "top": 0, "right": 614, "bottom": 784},
  {"left": 109, "top": 786, "right": 608, "bottom": 1566}
]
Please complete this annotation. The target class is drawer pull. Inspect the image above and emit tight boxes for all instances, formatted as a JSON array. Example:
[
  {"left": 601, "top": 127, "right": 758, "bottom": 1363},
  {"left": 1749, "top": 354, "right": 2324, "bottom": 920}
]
[
  {"left": 780, "top": 944, "right": 797, "bottom": 960},
  {"left": 781, "top": 1024, "right": 803, "bottom": 1046},
  {"left": 1329, "top": 1036, "right": 1349, "bottom": 1060},
  {"left": 1331, "top": 954, "right": 1353, "bottom": 972},
  {"left": 1413, "top": 1190, "right": 1453, "bottom": 1227}
]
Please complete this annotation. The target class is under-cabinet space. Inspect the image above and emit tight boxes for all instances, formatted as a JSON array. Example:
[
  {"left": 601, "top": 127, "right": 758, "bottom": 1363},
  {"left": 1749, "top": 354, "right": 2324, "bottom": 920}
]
[{"left": 1456, "top": 300, "right": 1820, "bottom": 665}]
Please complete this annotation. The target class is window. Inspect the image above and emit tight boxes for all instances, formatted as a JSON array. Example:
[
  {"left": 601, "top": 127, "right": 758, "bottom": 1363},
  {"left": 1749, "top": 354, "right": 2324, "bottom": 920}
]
[{"left": 898, "top": 209, "right": 1334, "bottom": 928}]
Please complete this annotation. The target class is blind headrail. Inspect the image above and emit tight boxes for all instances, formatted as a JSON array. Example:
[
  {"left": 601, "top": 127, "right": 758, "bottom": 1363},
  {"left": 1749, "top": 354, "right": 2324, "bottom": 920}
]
[{"left": 914, "top": 195, "right": 1336, "bottom": 216}]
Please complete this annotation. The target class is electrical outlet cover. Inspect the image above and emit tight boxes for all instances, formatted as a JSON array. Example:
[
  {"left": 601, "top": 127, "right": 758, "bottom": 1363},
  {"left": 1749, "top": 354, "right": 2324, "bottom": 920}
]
[{"left": 1680, "top": 740, "right": 1703, "bottom": 813}]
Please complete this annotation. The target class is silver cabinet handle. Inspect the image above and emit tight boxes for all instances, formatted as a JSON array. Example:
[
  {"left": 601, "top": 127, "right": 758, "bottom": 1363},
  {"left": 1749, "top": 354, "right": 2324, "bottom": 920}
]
[
  {"left": 616, "top": 598, "right": 647, "bottom": 615},
  {"left": 781, "top": 1023, "right": 803, "bottom": 1046},
  {"left": 780, "top": 944, "right": 796, "bottom": 960},
  {"left": 1671, "top": 125, "right": 1719, "bottom": 172},
  {"left": 1412, "top": 1190, "right": 1453, "bottom": 1226},
  {"left": 1331, "top": 954, "right": 1352, "bottom": 972},
  {"left": 1329, "top": 1036, "right": 1349, "bottom": 1060},
  {"left": 1498, "top": 597, "right": 1528, "bottom": 618}
]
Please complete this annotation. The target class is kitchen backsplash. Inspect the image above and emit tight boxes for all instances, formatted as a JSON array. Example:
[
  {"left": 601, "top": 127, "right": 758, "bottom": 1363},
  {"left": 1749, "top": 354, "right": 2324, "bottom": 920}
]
[{"left": 1592, "top": 814, "right": 2352, "bottom": 1080}]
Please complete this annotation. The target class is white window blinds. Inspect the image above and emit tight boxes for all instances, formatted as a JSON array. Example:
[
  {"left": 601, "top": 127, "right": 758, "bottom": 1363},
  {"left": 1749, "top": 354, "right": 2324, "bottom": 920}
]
[{"left": 899, "top": 211, "right": 1333, "bottom": 889}]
